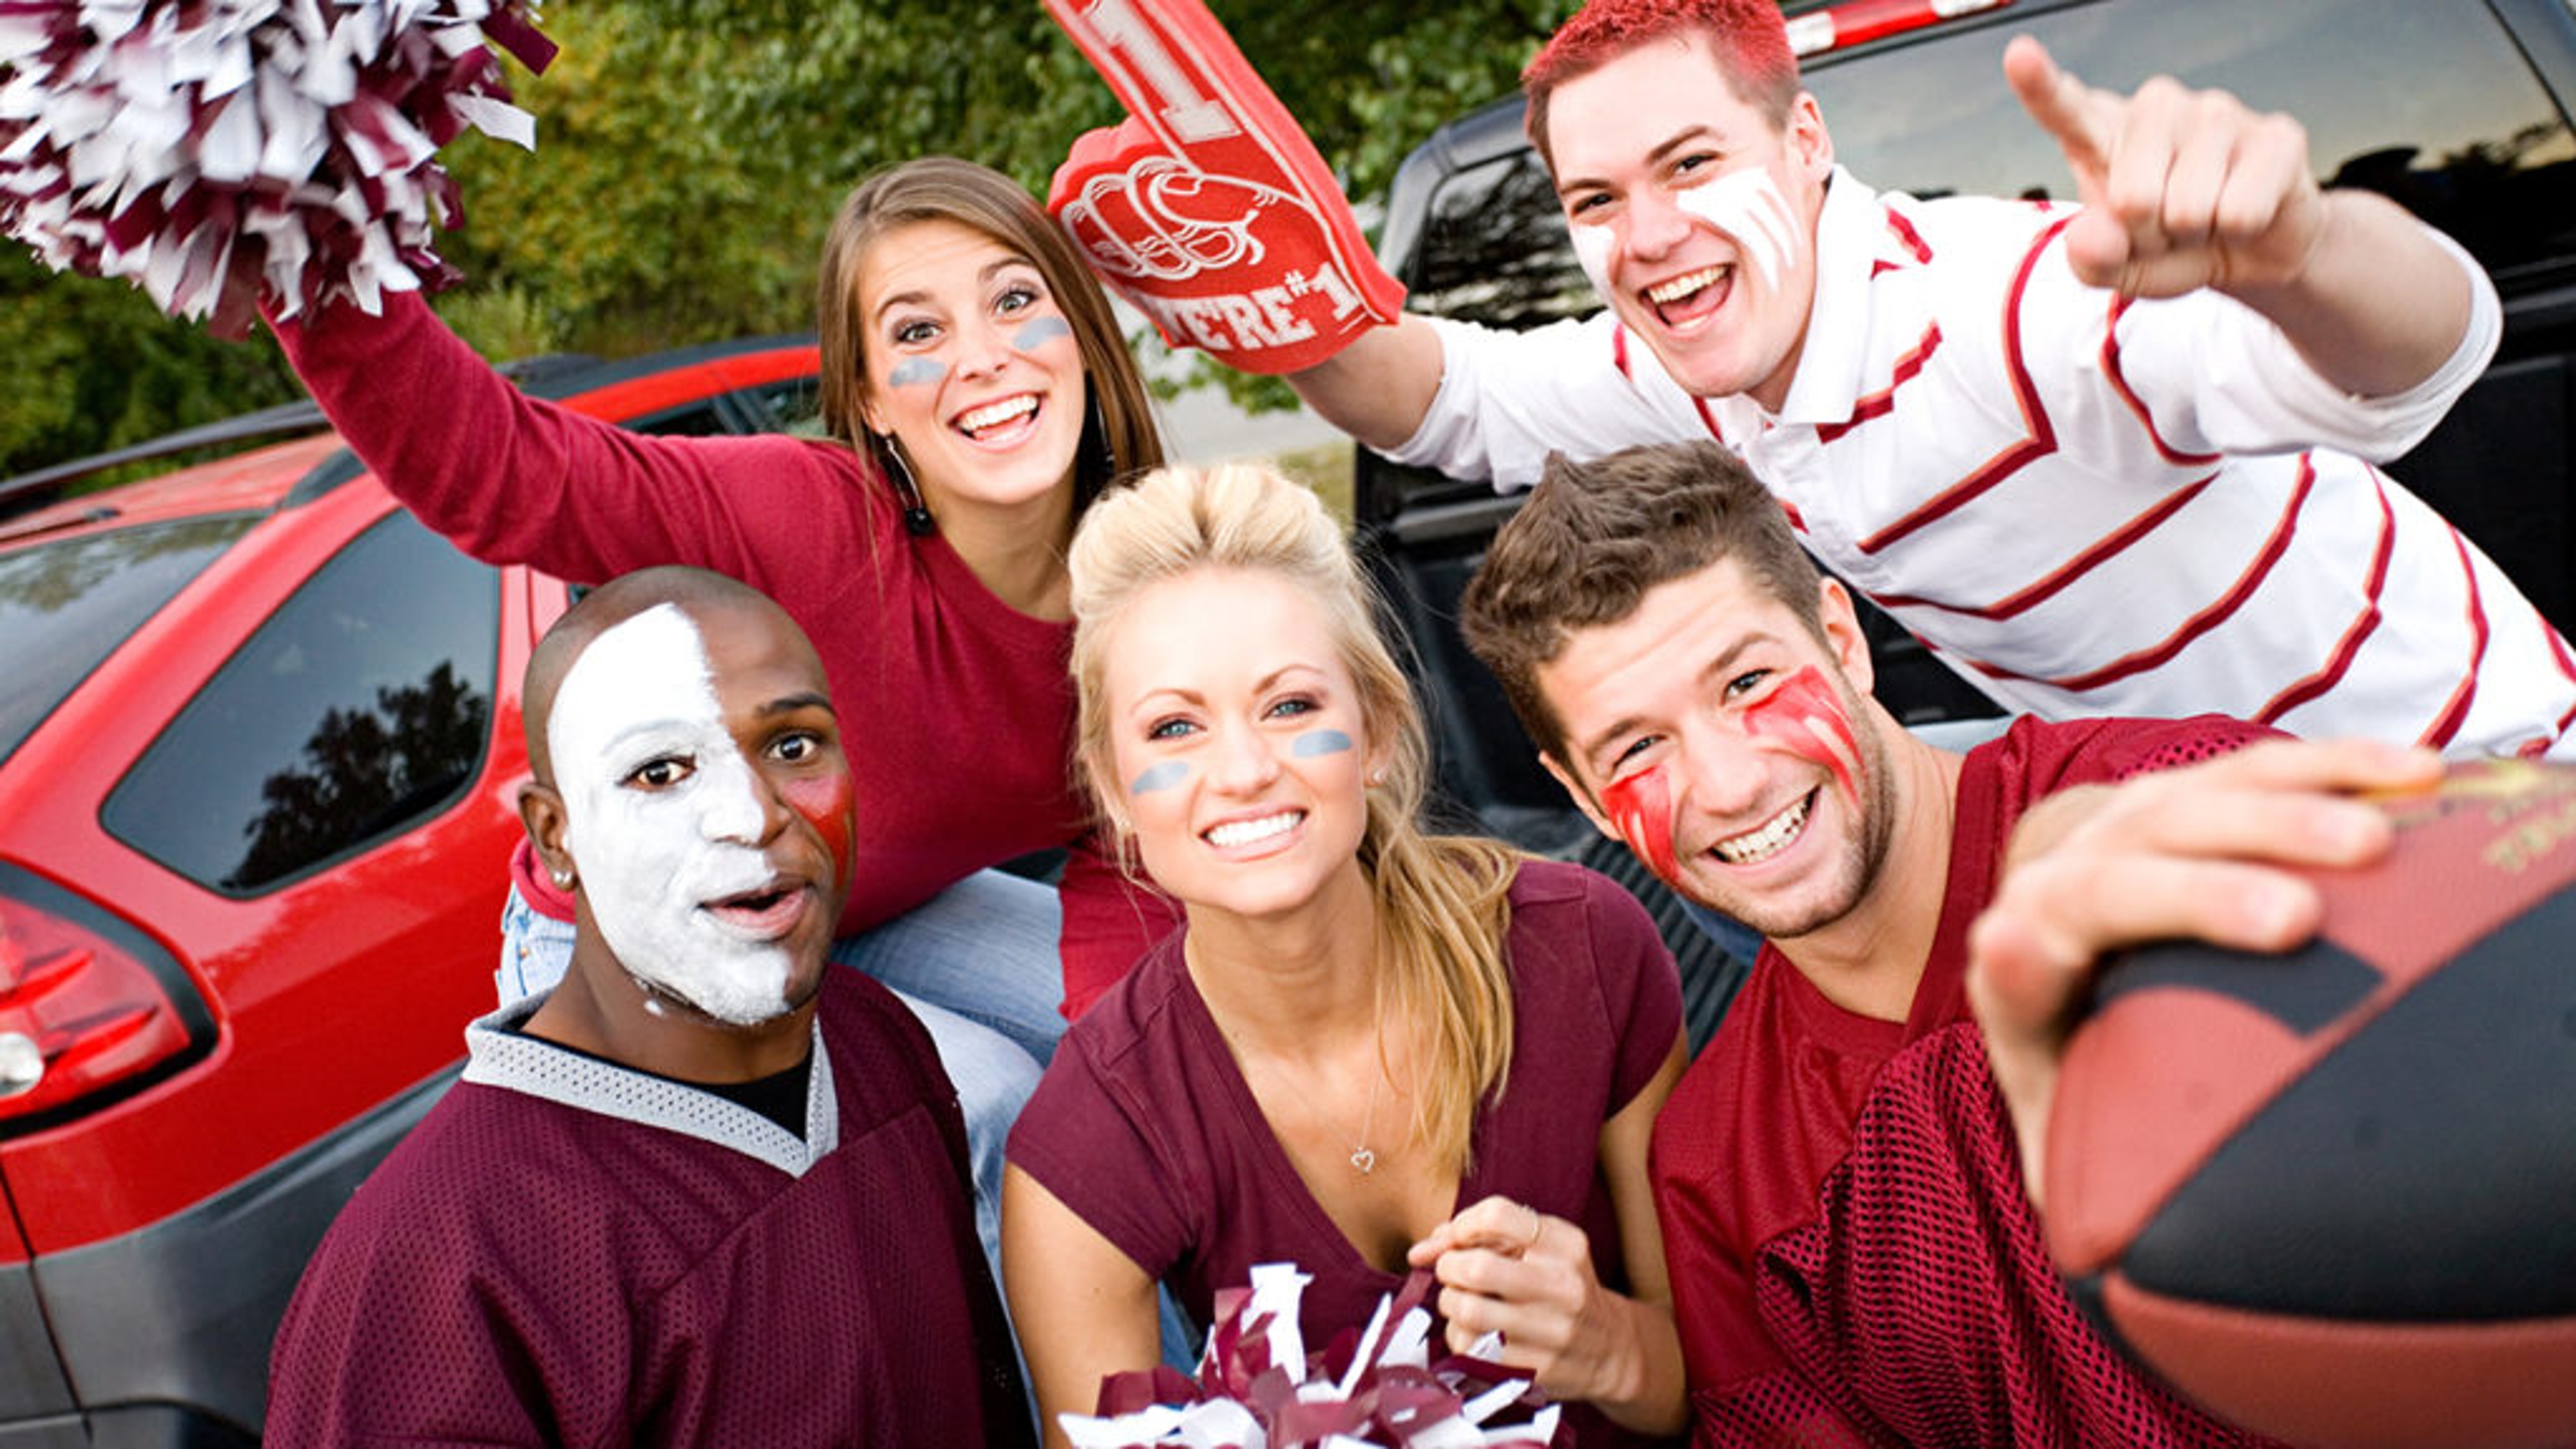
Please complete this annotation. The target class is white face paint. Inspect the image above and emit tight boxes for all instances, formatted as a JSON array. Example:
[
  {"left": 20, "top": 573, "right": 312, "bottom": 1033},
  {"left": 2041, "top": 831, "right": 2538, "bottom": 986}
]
[
  {"left": 548, "top": 603, "right": 796, "bottom": 1025},
  {"left": 1676, "top": 167, "right": 1800, "bottom": 284},
  {"left": 1566, "top": 165, "right": 1801, "bottom": 305},
  {"left": 1571, "top": 219, "right": 1617, "bottom": 302}
]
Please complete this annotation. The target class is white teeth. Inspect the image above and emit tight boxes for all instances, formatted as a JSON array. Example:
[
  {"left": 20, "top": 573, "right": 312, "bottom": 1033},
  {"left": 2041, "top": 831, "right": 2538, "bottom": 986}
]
[
  {"left": 957, "top": 395, "right": 1037, "bottom": 433},
  {"left": 1207, "top": 811, "right": 1301, "bottom": 849},
  {"left": 1711, "top": 793, "right": 1811, "bottom": 865},
  {"left": 1646, "top": 266, "right": 1726, "bottom": 306}
]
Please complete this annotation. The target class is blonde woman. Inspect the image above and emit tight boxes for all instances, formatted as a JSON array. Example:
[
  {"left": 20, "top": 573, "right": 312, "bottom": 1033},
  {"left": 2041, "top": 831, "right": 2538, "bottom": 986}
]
[{"left": 1002, "top": 463, "right": 1689, "bottom": 1446}]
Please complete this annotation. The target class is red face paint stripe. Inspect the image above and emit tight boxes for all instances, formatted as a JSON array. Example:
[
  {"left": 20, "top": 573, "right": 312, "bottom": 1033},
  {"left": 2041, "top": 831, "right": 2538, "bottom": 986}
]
[
  {"left": 784, "top": 773, "right": 859, "bottom": 893},
  {"left": 1742, "top": 665, "right": 1860, "bottom": 802},
  {"left": 1601, "top": 766, "right": 1682, "bottom": 885}
]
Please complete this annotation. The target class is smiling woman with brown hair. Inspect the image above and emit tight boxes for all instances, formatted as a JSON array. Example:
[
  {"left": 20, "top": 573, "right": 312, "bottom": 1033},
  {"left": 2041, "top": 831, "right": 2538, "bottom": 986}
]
[{"left": 260, "top": 154, "right": 1179, "bottom": 1336}]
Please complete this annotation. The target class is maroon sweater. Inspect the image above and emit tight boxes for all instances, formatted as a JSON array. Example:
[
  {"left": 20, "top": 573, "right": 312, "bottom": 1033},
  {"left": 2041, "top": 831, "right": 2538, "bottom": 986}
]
[
  {"left": 1652, "top": 715, "right": 2284, "bottom": 1447},
  {"left": 271, "top": 294, "right": 1174, "bottom": 1014}
]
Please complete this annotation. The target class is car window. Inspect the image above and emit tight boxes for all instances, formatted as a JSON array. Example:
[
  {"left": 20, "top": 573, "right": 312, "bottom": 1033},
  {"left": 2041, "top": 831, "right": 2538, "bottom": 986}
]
[
  {"left": 622, "top": 376, "right": 827, "bottom": 440},
  {"left": 1801, "top": 0, "right": 2575, "bottom": 286},
  {"left": 741, "top": 376, "right": 828, "bottom": 437},
  {"left": 0, "top": 516, "right": 258, "bottom": 767},
  {"left": 1409, "top": 146, "right": 1592, "bottom": 332},
  {"left": 621, "top": 398, "right": 733, "bottom": 438},
  {"left": 102, "top": 513, "right": 500, "bottom": 895},
  {"left": 1405, "top": 0, "right": 2574, "bottom": 331}
]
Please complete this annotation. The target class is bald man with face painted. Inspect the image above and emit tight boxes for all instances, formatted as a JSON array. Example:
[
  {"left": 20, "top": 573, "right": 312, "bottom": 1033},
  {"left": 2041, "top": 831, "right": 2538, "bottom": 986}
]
[{"left": 266, "top": 567, "right": 1035, "bottom": 1448}]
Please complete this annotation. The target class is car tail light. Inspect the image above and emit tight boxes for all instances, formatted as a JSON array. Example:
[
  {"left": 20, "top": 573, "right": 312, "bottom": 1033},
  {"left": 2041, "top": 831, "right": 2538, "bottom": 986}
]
[
  {"left": 1788, "top": 0, "right": 2012, "bottom": 58},
  {"left": 0, "top": 866, "right": 214, "bottom": 1132}
]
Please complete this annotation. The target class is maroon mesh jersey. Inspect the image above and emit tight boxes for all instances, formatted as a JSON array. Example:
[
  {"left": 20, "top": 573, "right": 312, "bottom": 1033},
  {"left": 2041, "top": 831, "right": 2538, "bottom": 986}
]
[
  {"left": 1652, "top": 715, "right": 2286, "bottom": 1446},
  {"left": 265, "top": 969, "right": 1034, "bottom": 1447}
]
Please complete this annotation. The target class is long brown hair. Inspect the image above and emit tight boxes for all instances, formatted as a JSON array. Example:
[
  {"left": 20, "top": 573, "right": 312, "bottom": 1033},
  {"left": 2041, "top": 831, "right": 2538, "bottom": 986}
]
[
  {"left": 1067, "top": 462, "right": 1521, "bottom": 1174},
  {"left": 814, "top": 156, "right": 1162, "bottom": 516}
]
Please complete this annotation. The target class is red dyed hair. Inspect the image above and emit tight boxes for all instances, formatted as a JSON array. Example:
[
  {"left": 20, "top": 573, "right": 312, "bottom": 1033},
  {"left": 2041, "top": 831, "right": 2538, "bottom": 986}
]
[{"left": 1522, "top": 0, "right": 1801, "bottom": 172}]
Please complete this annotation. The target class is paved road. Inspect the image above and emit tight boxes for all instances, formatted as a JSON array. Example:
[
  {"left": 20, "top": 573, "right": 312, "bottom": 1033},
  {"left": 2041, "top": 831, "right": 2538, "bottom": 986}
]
[{"left": 1159, "top": 382, "right": 1344, "bottom": 465}]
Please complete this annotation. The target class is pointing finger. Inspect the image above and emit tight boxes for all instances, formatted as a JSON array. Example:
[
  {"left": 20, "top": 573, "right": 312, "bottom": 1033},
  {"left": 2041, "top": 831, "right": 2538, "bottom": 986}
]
[{"left": 2004, "top": 35, "right": 2114, "bottom": 180}]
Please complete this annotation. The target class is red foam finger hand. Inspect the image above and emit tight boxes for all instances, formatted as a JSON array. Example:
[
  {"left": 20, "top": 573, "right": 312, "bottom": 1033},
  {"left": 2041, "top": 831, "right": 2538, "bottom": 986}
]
[
  {"left": 1051, "top": 120, "right": 1197, "bottom": 310},
  {"left": 1046, "top": 0, "right": 1404, "bottom": 373}
]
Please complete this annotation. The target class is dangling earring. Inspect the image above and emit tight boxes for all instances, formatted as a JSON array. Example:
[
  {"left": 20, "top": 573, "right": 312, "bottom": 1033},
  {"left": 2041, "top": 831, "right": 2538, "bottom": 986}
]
[
  {"left": 877, "top": 434, "right": 936, "bottom": 537},
  {"left": 1079, "top": 386, "right": 1117, "bottom": 500}
]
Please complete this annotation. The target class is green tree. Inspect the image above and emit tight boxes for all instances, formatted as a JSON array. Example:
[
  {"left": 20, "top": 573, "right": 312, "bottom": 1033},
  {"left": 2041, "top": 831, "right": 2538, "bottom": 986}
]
[
  {"left": 5, "top": 0, "right": 1576, "bottom": 482},
  {"left": 0, "top": 248, "right": 301, "bottom": 486}
]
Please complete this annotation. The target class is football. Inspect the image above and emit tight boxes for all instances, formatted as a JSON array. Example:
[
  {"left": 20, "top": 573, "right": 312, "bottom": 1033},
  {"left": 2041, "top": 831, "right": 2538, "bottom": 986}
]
[{"left": 2043, "top": 757, "right": 2576, "bottom": 1449}]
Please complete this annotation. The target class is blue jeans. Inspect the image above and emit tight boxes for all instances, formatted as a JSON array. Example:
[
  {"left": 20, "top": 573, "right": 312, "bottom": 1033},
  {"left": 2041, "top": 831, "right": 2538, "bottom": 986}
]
[{"left": 496, "top": 870, "right": 1065, "bottom": 1295}]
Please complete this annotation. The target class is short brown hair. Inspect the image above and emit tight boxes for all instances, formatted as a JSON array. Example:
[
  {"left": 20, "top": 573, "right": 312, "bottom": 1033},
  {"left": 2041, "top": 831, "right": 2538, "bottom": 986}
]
[
  {"left": 1460, "top": 440, "right": 1823, "bottom": 761},
  {"left": 1521, "top": 0, "right": 1801, "bottom": 174}
]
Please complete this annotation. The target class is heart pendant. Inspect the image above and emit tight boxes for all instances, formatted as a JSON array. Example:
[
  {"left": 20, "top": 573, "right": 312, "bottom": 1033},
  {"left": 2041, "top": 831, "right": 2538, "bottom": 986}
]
[{"left": 1349, "top": 1147, "right": 1377, "bottom": 1174}]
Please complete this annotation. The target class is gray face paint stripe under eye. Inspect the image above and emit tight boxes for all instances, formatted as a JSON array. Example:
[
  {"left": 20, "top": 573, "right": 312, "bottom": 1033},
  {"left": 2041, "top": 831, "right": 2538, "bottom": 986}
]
[
  {"left": 1131, "top": 760, "right": 1191, "bottom": 795},
  {"left": 888, "top": 356, "right": 947, "bottom": 389},
  {"left": 1012, "top": 317, "right": 1073, "bottom": 352},
  {"left": 1291, "top": 729, "right": 1354, "bottom": 758}
]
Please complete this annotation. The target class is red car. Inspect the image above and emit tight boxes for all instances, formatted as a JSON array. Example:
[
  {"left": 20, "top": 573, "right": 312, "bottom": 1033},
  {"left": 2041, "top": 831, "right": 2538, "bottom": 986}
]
[{"left": 0, "top": 333, "right": 822, "bottom": 1445}]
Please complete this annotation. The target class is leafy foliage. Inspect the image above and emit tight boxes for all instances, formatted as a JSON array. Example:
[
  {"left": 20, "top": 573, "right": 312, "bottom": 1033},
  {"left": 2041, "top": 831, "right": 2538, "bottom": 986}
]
[
  {"left": 4, "top": 0, "right": 1578, "bottom": 480},
  {"left": 0, "top": 248, "right": 301, "bottom": 486}
]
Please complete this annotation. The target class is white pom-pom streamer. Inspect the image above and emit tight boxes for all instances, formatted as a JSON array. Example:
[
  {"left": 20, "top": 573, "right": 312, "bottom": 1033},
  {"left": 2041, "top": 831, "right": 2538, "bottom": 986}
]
[
  {"left": 0, "top": 0, "right": 553, "bottom": 336},
  {"left": 1058, "top": 1264, "right": 1559, "bottom": 1448}
]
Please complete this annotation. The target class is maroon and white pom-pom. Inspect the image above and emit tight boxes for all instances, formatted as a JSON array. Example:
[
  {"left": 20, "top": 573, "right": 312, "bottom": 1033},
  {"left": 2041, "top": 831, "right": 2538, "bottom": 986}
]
[
  {"left": 1061, "top": 1264, "right": 1562, "bottom": 1448},
  {"left": 0, "top": 0, "right": 555, "bottom": 335}
]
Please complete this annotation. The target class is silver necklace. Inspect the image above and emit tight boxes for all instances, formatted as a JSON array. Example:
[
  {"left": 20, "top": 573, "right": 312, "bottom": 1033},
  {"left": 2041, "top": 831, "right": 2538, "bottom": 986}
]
[{"left": 1347, "top": 1060, "right": 1383, "bottom": 1175}]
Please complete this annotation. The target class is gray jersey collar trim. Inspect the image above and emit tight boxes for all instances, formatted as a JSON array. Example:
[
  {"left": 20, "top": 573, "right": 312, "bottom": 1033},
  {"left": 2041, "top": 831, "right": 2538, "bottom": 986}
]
[{"left": 460, "top": 994, "right": 841, "bottom": 1177}]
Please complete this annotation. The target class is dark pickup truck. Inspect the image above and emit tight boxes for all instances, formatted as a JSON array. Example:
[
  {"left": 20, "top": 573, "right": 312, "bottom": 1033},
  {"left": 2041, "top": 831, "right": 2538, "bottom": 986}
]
[{"left": 1352, "top": 0, "right": 2576, "bottom": 1043}]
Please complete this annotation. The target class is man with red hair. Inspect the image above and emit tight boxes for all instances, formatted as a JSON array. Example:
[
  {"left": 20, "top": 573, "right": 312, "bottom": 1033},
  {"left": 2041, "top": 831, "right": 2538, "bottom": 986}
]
[{"left": 1053, "top": 0, "right": 2576, "bottom": 763}]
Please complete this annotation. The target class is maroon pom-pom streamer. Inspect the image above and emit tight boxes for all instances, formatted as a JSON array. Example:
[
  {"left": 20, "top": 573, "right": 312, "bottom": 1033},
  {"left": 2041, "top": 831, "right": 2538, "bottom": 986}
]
[{"left": 0, "top": 0, "right": 554, "bottom": 336}]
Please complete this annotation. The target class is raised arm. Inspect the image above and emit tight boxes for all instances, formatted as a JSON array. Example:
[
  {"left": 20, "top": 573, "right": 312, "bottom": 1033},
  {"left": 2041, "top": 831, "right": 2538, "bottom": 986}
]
[
  {"left": 268, "top": 292, "right": 863, "bottom": 590},
  {"left": 1964, "top": 736, "right": 2442, "bottom": 1211},
  {"left": 2004, "top": 35, "right": 2479, "bottom": 399},
  {"left": 1000, "top": 1164, "right": 1165, "bottom": 1449},
  {"left": 1283, "top": 315, "right": 1449, "bottom": 453}
]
